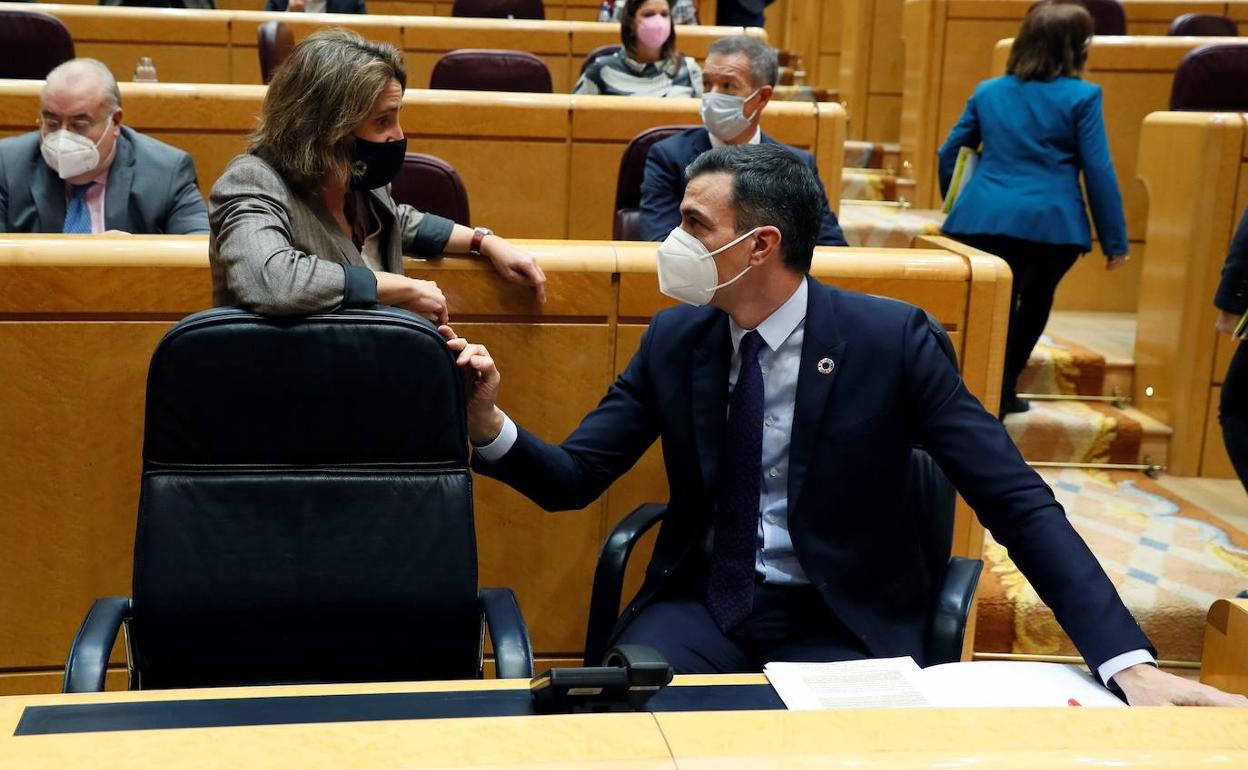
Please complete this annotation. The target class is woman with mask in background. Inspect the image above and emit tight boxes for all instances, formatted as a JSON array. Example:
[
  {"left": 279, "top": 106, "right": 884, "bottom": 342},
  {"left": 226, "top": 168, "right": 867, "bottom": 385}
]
[
  {"left": 938, "top": 1, "right": 1128, "bottom": 417},
  {"left": 210, "top": 30, "right": 546, "bottom": 319},
  {"left": 574, "top": 0, "right": 703, "bottom": 97}
]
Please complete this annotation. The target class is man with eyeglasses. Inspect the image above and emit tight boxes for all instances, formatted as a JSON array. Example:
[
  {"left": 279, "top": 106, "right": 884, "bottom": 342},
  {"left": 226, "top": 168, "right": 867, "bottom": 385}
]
[{"left": 0, "top": 58, "right": 208, "bottom": 235}]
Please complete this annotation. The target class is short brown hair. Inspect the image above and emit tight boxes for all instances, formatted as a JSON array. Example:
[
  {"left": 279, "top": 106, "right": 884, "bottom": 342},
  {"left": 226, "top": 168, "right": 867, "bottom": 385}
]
[
  {"left": 620, "top": 0, "right": 680, "bottom": 67},
  {"left": 1007, "top": 2, "right": 1094, "bottom": 82},
  {"left": 248, "top": 29, "right": 407, "bottom": 192}
]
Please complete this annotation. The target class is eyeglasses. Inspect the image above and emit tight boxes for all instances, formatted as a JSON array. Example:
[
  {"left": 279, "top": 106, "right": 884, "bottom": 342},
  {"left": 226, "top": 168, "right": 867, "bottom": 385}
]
[{"left": 38, "top": 111, "right": 113, "bottom": 136}]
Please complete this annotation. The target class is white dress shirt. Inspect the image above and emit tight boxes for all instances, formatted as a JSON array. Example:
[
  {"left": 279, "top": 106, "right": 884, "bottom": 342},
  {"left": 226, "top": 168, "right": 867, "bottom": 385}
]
[{"left": 473, "top": 280, "right": 1154, "bottom": 686}]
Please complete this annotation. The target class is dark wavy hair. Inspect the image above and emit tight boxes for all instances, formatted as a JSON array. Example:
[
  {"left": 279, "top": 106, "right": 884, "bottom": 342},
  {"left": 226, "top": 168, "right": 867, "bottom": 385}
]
[
  {"left": 620, "top": 0, "right": 680, "bottom": 67},
  {"left": 1007, "top": 2, "right": 1095, "bottom": 81}
]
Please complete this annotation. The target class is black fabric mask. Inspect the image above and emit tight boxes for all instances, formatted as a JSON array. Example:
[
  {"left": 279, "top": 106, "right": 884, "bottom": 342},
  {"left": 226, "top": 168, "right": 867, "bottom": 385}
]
[{"left": 349, "top": 136, "right": 407, "bottom": 191}]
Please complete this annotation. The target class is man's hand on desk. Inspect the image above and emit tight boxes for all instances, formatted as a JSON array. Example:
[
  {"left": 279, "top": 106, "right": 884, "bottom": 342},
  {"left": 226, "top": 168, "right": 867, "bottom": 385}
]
[
  {"left": 1113, "top": 664, "right": 1248, "bottom": 706},
  {"left": 440, "top": 324, "right": 505, "bottom": 445}
]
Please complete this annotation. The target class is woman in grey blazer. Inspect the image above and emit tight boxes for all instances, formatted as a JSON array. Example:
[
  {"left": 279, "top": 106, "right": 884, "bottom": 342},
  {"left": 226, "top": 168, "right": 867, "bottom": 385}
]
[{"left": 209, "top": 30, "right": 546, "bottom": 319}]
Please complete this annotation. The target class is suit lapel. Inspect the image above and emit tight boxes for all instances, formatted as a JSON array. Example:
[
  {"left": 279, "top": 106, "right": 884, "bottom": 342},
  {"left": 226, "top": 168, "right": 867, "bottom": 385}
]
[
  {"left": 691, "top": 313, "right": 731, "bottom": 497},
  {"left": 31, "top": 153, "right": 65, "bottom": 232},
  {"left": 103, "top": 131, "right": 134, "bottom": 232},
  {"left": 787, "top": 276, "right": 847, "bottom": 514}
]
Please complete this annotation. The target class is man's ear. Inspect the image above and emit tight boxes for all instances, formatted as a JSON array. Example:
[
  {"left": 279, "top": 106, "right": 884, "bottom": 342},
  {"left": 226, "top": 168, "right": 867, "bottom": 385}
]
[
  {"left": 111, "top": 107, "right": 123, "bottom": 130},
  {"left": 746, "top": 225, "right": 783, "bottom": 267},
  {"left": 753, "top": 84, "right": 774, "bottom": 115}
]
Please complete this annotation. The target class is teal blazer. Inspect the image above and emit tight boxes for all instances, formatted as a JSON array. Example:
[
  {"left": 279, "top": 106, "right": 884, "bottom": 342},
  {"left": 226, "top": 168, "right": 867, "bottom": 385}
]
[{"left": 938, "top": 75, "right": 1128, "bottom": 256}]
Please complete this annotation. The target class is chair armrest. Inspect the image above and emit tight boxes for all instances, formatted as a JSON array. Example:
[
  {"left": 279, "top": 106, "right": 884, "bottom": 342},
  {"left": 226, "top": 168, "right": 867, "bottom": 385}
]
[
  {"left": 926, "top": 556, "right": 984, "bottom": 666},
  {"left": 583, "top": 503, "right": 668, "bottom": 666},
  {"left": 63, "top": 596, "right": 130, "bottom": 693},
  {"left": 480, "top": 587, "right": 534, "bottom": 679}
]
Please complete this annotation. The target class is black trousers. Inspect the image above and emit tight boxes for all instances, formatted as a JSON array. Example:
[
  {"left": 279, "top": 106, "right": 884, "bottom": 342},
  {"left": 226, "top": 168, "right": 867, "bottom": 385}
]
[
  {"left": 614, "top": 576, "right": 868, "bottom": 673},
  {"left": 953, "top": 233, "right": 1083, "bottom": 401},
  {"left": 1222, "top": 340, "right": 1248, "bottom": 493}
]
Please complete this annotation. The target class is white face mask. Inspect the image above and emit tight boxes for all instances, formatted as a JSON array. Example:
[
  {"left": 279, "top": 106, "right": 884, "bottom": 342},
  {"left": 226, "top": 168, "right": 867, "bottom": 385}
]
[
  {"left": 656, "top": 225, "right": 761, "bottom": 306},
  {"left": 700, "top": 89, "right": 760, "bottom": 143},
  {"left": 40, "top": 117, "right": 112, "bottom": 180}
]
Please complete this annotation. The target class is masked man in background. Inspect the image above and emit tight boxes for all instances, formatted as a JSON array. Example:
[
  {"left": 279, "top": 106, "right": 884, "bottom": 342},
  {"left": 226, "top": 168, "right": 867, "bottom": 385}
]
[
  {"left": 639, "top": 35, "right": 845, "bottom": 246},
  {"left": 0, "top": 58, "right": 208, "bottom": 234}
]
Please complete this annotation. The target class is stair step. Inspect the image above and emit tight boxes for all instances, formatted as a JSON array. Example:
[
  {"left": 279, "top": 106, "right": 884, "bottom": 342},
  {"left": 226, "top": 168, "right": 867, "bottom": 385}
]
[
  {"left": 843, "top": 140, "right": 901, "bottom": 172},
  {"left": 1005, "top": 400, "right": 1168, "bottom": 467},
  {"left": 836, "top": 203, "right": 943, "bottom": 248},
  {"left": 1017, "top": 333, "right": 1129, "bottom": 398}
]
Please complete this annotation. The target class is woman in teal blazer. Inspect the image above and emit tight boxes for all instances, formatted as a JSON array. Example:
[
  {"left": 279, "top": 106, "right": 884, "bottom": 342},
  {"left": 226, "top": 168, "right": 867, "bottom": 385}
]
[{"left": 938, "top": 1, "right": 1128, "bottom": 416}]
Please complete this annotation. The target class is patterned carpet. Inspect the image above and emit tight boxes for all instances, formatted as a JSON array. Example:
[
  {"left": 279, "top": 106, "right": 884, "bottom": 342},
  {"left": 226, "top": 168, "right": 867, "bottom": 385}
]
[
  {"left": 838, "top": 205, "right": 944, "bottom": 248},
  {"left": 1016, "top": 334, "right": 1107, "bottom": 397},
  {"left": 975, "top": 468, "right": 1248, "bottom": 662},
  {"left": 1004, "top": 400, "right": 1143, "bottom": 465}
]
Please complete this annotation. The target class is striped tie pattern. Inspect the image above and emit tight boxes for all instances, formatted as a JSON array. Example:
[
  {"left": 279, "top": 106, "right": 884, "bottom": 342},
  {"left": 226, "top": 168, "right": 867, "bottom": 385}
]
[{"left": 62, "top": 184, "right": 93, "bottom": 234}]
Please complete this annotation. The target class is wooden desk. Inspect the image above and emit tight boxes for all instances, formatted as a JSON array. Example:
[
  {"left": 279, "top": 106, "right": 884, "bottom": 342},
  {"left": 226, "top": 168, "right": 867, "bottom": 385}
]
[
  {"left": 1203, "top": 598, "right": 1248, "bottom": 697},
  {"left": 0, "top": 80, "right": 841, "bottom": 241},
  {"left": 0, "top": 236, "right": 1007, "bottom": 693},
  {"left": 16, "top": 2, "right": 753, "bottom": 90},
  {"left": 1133, "top": 111, "right": 1247, "bottom": 477},
  {"left": 1, "top": 674, "right": 1246, "bottom": 769}
]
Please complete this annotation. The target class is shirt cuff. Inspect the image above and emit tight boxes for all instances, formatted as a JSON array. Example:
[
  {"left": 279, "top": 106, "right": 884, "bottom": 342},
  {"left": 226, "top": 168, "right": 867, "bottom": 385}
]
[
  {"left": 341, "top": 264, "right": 379, "bottom": 307},
  {"left": 410, "top": 212, "right": 456, "bottom": 258},
  {"left": 1099, "top": 649, "right": 1156, "bottom": 688},
  {"left": 472, "top": 411, "right": 517, "bottom": 463}
]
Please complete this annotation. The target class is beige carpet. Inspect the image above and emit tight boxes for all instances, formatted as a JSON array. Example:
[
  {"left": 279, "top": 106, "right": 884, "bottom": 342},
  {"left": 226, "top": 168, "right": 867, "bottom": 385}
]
[{"left": 975, "top": 468, "right": 1248, "bottom": 662}]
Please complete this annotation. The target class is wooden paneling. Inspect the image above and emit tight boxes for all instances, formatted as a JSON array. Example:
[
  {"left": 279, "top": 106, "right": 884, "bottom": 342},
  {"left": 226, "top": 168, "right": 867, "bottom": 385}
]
[
  {"left": 0, "top": 81, "right": 840, "bottom": 241},
  {"left": 0, "top": 236, "right": 1006, "bottom": 690},
  {"left": 14, "top": 3, "right": 758, "bottom": 90},
  {"left": 1203, "top": 598, "right": 1248, "bottom": 696},
  {"left": 1134, "top": 111, "right": 1246, "bottom": 476}
]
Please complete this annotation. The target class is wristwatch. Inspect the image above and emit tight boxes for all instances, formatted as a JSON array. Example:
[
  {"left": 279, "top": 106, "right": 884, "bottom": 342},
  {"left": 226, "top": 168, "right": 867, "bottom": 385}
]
[{"left": 469, "top": 227, "right": 493, "bottom": 256}]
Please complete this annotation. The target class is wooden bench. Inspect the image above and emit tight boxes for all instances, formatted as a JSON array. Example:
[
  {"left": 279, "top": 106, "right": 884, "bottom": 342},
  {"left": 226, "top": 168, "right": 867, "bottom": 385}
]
[
  {"left": 901, "top": 0, "right": 1248, "bottom": 209},
  {"left": 0, "top": 79, "right": 845, "bottom": 241},
  {"left": 1133, "top": 111, "right": 1246, "bottom": 477},
  {"left": 0, "top": 235, "right": 1009, "bottom": 693},
  {"left": 13, "top": 2, "right": 753, "bottom": 91}
]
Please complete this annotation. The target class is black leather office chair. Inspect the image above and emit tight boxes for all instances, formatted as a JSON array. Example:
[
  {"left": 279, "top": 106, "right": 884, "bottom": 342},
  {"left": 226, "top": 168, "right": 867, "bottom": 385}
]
[
  {"left": 582, "top": 313, "right": 983, "bottom": 666},
  {"left": 63, "top": 307, "right": 533, "bottom": 692},
  {"left": 0, "top": 9, "right": 74, "bottom": 79},
  {"left": 430, "top": 49, "right": 553, "bottom": 93},
  {"left": 1169, "top": 43, "right": 1248, "bottom": 111},
  {"left": 391, "top": 152, "right": 472, "bottom": 226},
  {"left": 1168, "top": 13, "right": 1237, "bottom": 36}
]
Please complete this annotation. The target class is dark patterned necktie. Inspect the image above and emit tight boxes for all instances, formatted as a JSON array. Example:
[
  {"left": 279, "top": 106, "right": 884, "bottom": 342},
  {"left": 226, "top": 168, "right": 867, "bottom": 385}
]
[
  {"left": 705, "top": 330, "right": 765, "bottom": 632},
  {"left": 62, "top": 184, "right": 93, "bottom": 234}
]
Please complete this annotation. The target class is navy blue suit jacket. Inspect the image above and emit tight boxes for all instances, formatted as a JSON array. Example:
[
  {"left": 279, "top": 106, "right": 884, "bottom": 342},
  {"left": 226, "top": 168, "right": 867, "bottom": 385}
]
[
  {"left": 1216, "top": 206, "right": 1248, "bottom": 316},
  {"left": 474, "top": 276, "right": 1152, "bottom": 671},
  {"left": 640, "top": 128, "right": 847, "bottom": 247}
]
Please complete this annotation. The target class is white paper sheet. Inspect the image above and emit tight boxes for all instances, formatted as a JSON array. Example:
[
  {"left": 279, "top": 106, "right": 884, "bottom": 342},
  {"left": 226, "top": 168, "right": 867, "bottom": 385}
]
[
  {"left": 764, "top": 658, "right": 931, "bottom": 710},
  {"left": 764, "top": 658, "right": 1125, "bottom": 710}
]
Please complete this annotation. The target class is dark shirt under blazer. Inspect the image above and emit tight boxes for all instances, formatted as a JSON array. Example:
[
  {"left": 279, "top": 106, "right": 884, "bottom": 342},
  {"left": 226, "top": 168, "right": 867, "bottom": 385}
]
[
  {"left": 473, "top": 275, "right": 1154, "bottom": 672},
  {"left": 640, "top": 127, "right": 847, "bottom": 246},
  {"left": 1216, "top": 206, "right": 1248, "bottom": 316},
  {"left": 0, "top": 126, "right": 208, "bottom": 235}
]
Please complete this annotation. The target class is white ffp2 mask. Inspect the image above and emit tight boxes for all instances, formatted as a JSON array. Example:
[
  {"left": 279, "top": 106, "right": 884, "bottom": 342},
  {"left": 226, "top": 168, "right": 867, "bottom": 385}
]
[
  {"left": 656, "top": 226, "right": 760, "bottom": 306},
  {"left": 40, "top": 117, "right": 112, "bottom": 180}
]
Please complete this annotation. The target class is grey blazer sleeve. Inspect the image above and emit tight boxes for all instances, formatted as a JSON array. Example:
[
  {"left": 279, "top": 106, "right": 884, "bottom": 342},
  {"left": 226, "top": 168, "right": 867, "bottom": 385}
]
[
  {"left": 209, "top": 156, "right": 375, "bottom": 315},
  {"left": 395, "top": 203, "right": 454, "bottom": 258},
  {"left": 163, "top": 152, "right": 209, "bottom": 235}
]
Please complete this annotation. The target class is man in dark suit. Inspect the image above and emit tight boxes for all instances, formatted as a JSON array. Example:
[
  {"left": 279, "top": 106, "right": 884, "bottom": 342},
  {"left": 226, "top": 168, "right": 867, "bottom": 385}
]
[
  {"left": 640, "top": 35, "right": 845, "bottom": 246},
  {"left": 445, "top": 143, "right": 1244, "bottom": 706},
  {"left": 717, "top": 0, "right": 771, "bottom": 27},
  {"left": 0, "top": 59, "right": 208, "bottom": 235}
]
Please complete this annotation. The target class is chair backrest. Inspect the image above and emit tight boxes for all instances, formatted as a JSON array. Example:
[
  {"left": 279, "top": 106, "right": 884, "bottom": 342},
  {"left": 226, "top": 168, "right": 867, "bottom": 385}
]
[
  {"left": 910, "top": 312, "right": 959, "bottom": 595},
  {"left": 1080, "top": 0, "right": 1126, "bottom": 34},
  {"left": 581, "top": 44, "right": 622, "bottom": 77},
  {"left": 390, "top": 152, "right": 472, "bottom": 226},
  {"left": 129, "top": 307, "right": 482, "bottom": 689},
  {"left": 451, "top": 0, "right": 544, "bottom": 19},
  {"left": 1029, "top": 0, "right": 1125, "bottom": 35},
  {"left": 257, "top": 20, "right": 294, "bottom": 85},
  {"left": 430, "top": 49, "right": 553, "bottom": 93},
  {"left": 1170, "top": 43, "right": 1248, "bottom": 111},
  {"left": 0, "top": 10, "right": 74, "bottom": 80},
  {"left": 1168, "top": 13, "right": 1237, "bottom": 37},
  {"left": 613, "top": 125, "right": 697, "bottom": 241}
]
